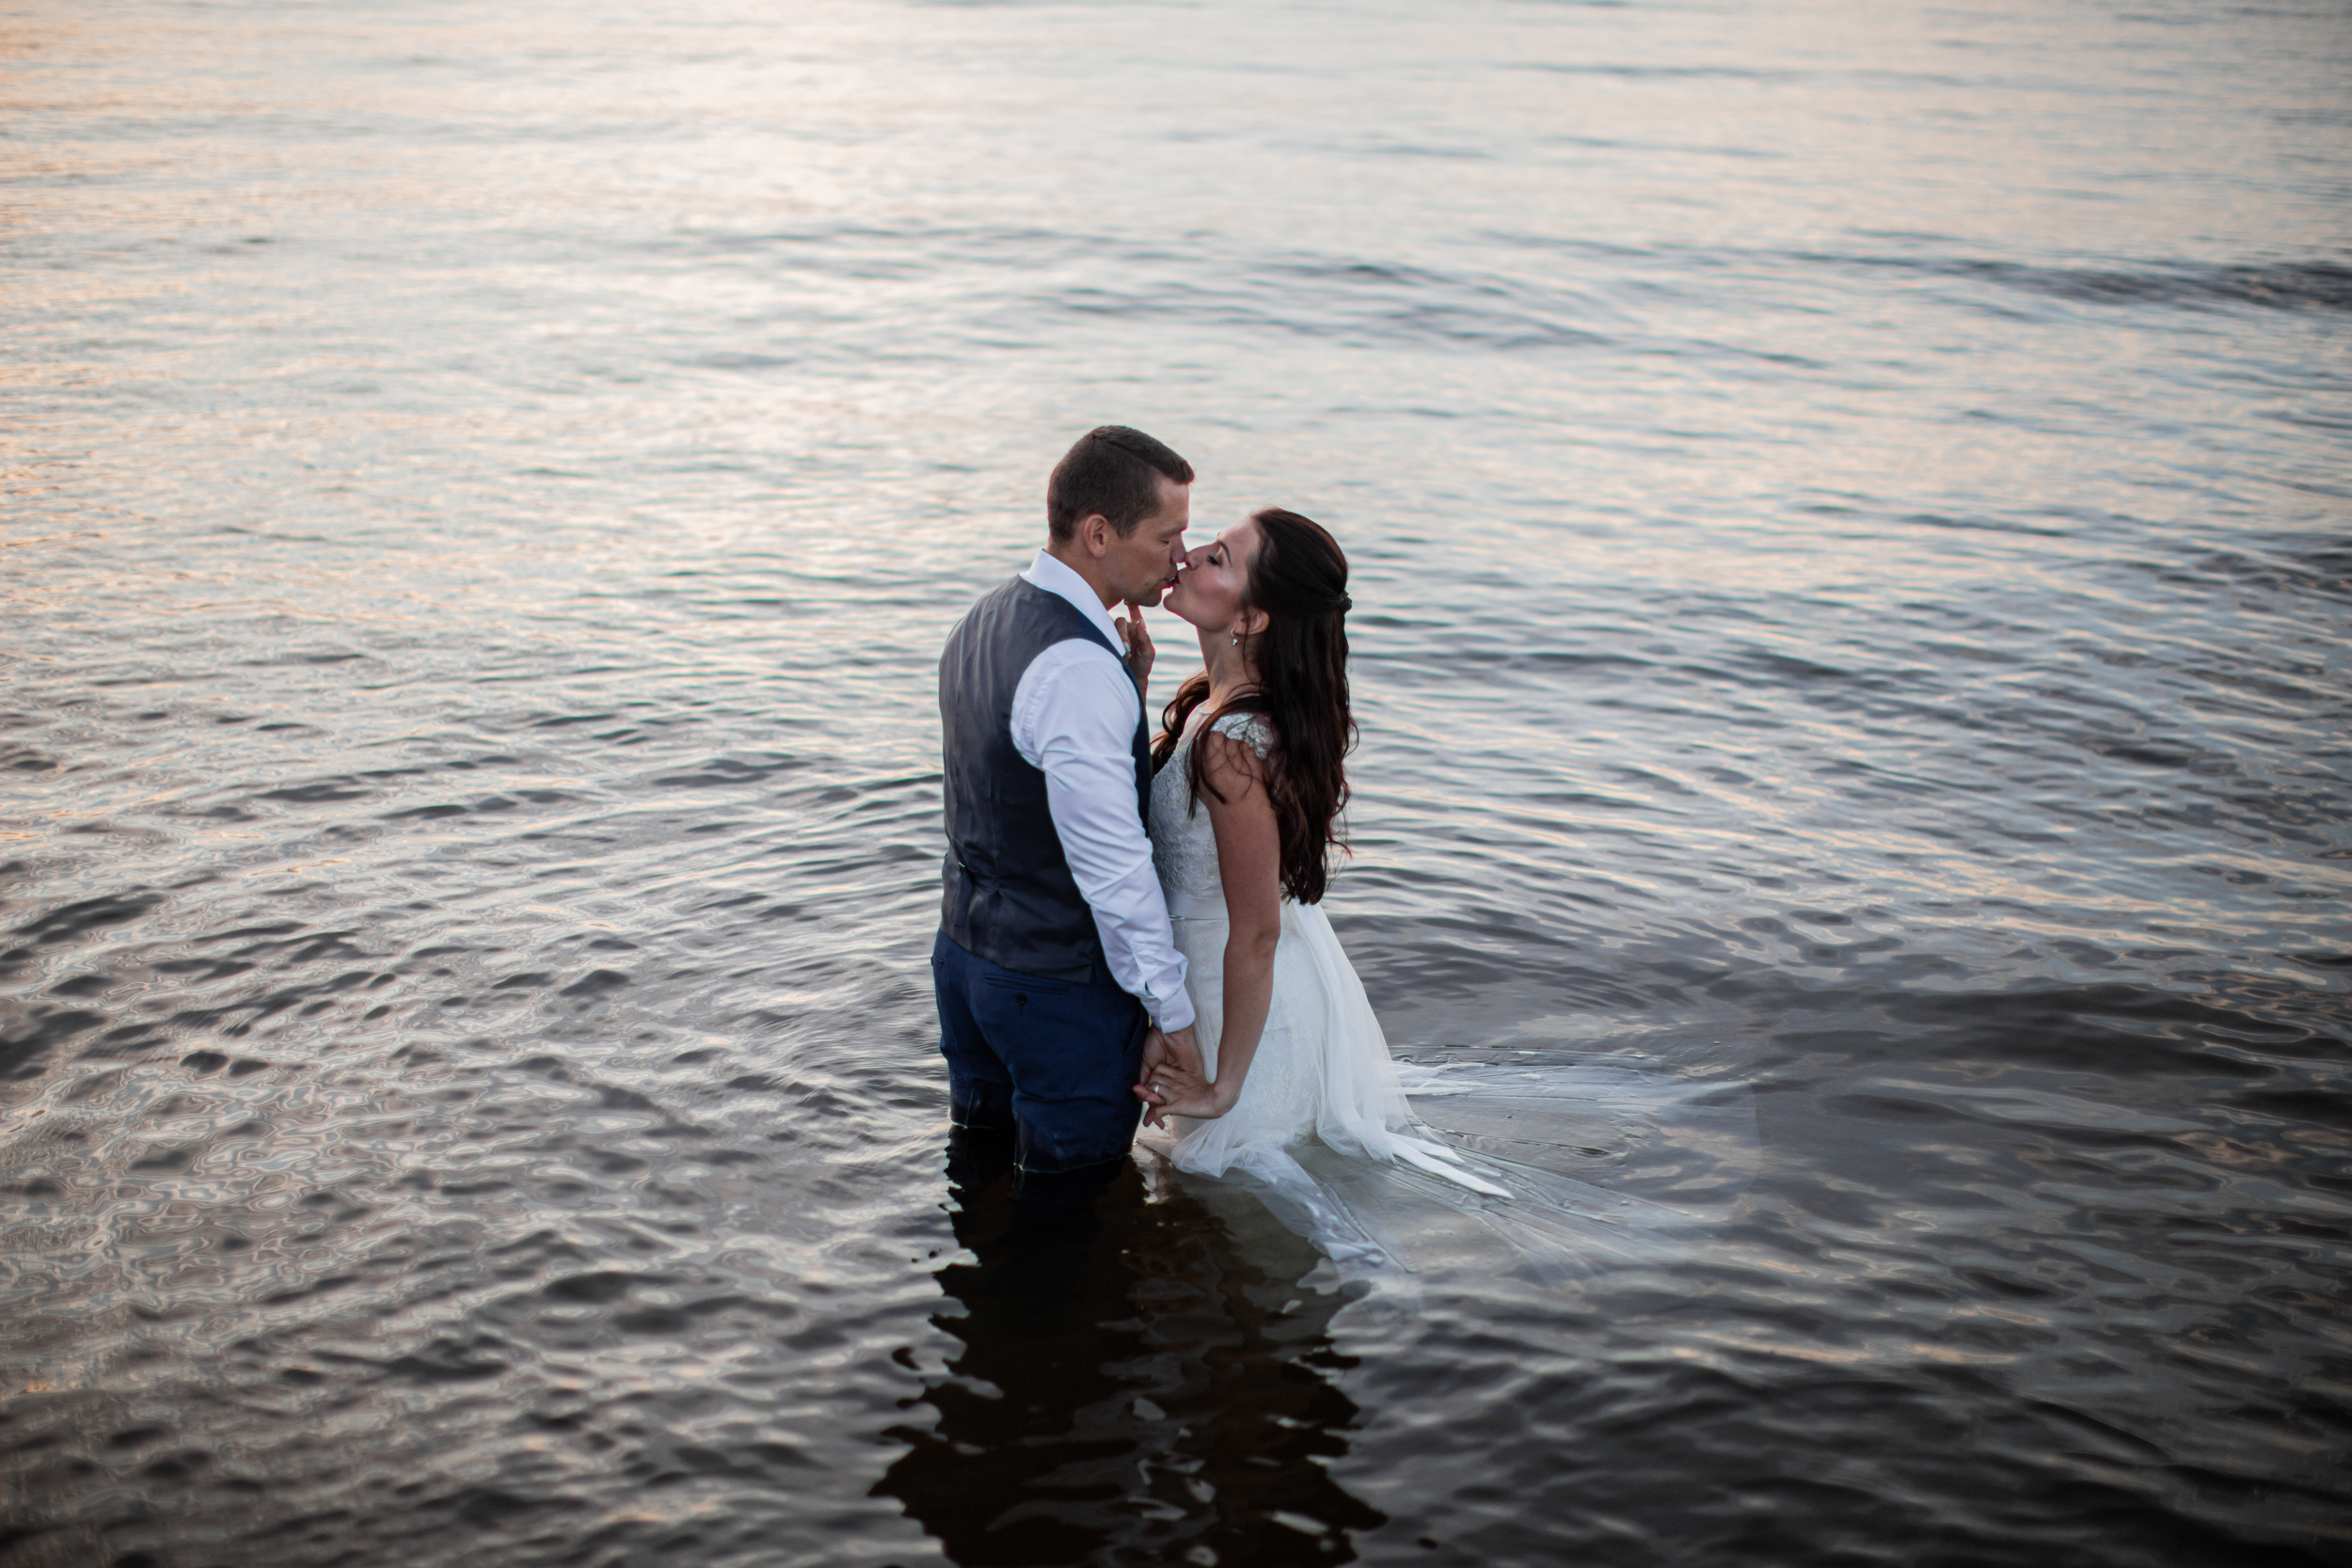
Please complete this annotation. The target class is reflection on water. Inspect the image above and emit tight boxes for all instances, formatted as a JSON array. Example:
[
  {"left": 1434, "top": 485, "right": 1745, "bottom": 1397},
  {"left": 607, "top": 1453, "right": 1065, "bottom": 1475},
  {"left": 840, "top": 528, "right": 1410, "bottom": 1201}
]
[
  {"left": 881, "top": 1146, "right": 1380, "bottom": 1565},
  {"left": 5, "top": 0, "right": 2350, "bottom": 1563}
]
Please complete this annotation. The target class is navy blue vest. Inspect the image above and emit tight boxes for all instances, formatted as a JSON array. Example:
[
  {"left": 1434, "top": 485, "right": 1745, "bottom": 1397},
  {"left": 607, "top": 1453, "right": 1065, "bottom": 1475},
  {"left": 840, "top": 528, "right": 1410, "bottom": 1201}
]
[{"left": 938, "top": 576, "right": 1152, "bottom": 982}]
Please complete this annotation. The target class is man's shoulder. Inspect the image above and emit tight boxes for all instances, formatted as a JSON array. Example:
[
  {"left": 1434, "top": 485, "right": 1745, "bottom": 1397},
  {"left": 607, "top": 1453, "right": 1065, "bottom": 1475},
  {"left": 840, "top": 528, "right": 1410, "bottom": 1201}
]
[
  {"left": 1014, "top": 639, "right": 1136, "bottom": 745},
  {"left": 960, "top": 572, "right": 1088, "bottom": 622},
  {"left": 945, "top": 575, "right": 1036, "bottom": 650},
  {"left": 966, "top": 573, "right": 1035, "bottom": 616},
  {"left": 955, "top": 575, "right": 1118, "bottom": 656},
  {"left": 1024, "top": 634, "right": 1127, "bottom": 680}
]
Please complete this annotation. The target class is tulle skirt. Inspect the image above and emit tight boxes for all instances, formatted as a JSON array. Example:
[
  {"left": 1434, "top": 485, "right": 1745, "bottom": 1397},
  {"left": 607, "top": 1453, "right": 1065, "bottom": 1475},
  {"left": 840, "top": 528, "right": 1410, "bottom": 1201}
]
[
  {"left": 1140, "top": 897, "right": 1758, "bottom": 1277},
  {"left": 1157, "top": 896, "right": 1502, "bottom": 1188}
]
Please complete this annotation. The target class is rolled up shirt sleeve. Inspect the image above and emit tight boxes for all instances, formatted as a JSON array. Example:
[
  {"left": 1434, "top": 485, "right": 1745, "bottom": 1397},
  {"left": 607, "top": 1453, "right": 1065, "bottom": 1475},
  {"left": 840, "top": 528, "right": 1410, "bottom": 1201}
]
[{"left": 1010, "top": 641, "right": 1195, "bottom": 1033}]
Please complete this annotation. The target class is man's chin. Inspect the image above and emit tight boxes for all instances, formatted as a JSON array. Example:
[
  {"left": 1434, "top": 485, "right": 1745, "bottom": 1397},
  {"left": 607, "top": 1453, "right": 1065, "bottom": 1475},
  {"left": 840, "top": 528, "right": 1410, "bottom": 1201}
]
[{"left": 1132, "top": 584, "right": 1168, "bottom": 608}]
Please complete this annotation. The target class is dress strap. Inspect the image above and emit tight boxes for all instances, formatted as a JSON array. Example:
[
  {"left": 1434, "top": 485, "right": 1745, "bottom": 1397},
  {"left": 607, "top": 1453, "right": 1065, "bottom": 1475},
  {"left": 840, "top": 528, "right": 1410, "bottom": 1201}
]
[{"left": 1206, "top": 710, "right": 1274, "bottom": 759}]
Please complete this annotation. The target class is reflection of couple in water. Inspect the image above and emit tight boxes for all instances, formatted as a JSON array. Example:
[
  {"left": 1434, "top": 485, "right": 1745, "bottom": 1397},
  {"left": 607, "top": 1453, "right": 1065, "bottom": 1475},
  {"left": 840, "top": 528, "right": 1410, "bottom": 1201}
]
[{"left": 930, "top": 425, "right": 1499, "bottom": 1253}]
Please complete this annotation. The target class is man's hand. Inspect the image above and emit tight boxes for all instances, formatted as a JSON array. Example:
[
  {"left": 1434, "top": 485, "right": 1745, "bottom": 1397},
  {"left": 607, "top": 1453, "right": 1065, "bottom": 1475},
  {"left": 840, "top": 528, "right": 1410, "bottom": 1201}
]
[
  {"left": 1137, "top": 1023, "right": 1201, "bottom": 1105},
  {"left": 1115, "top": 600, "right": 1155, "bottom": 695},
  {"left": 1136, "top": 1024, "right": 1204, "bottom": 1127}
]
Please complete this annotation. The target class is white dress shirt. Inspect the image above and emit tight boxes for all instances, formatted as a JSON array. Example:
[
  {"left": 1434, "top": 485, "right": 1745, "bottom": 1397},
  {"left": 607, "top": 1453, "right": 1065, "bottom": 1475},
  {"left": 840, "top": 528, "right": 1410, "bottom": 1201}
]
[{"left": 1009, "top": 550, "right": 1195, "bottom": 1033}]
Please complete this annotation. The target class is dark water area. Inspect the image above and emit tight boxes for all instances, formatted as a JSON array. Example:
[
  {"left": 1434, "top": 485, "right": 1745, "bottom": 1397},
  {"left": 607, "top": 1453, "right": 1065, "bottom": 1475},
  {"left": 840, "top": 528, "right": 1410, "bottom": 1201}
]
[{"left": 5, "top": 0, "right": 2350, "bottom": 1563}]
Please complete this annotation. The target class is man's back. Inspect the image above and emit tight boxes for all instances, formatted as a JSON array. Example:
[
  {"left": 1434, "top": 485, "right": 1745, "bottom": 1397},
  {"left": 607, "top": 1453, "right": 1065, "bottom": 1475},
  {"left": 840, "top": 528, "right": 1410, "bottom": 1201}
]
[{"left": 938, "top": 575, "right": 1146, "bottom": 983}]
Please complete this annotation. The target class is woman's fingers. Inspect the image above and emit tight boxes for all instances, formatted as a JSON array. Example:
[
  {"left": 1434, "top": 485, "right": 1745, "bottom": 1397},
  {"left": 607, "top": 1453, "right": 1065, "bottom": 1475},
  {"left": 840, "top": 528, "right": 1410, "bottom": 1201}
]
[
  {"left": 1135, "top": 1063, "right": 1220, "bottom": 1124},
  {"left": 1135, "top": 1078, "right": 1181, "bottom": 1129}
]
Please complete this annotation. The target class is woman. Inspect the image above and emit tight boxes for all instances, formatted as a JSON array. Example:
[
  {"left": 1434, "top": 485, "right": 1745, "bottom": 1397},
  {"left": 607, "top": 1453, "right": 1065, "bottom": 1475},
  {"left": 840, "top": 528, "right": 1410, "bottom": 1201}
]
[{"left": 1133, "top": 508, "right": 1504, "bottom": 1202}]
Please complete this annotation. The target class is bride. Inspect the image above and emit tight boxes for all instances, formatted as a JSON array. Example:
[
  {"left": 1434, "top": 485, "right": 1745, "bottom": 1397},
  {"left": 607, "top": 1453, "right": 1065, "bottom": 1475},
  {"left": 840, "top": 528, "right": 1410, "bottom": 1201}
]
[
  {"left": 1125, "top": 508, "right": 1759, "bottom": 1278},
  {"left": 1131, "top": 508, "right": 1505, "bottom": 1202}
]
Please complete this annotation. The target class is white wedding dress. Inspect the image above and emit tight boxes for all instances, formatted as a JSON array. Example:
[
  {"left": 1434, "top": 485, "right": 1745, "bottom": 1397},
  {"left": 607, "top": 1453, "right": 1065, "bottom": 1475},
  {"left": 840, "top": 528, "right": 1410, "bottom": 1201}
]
[
  {"left": 1142, "top": 707, "right": 1759, "bottom": 1277},
  {"left": 1148, "top": 708, "right": 1506, "bottom": 1199}
]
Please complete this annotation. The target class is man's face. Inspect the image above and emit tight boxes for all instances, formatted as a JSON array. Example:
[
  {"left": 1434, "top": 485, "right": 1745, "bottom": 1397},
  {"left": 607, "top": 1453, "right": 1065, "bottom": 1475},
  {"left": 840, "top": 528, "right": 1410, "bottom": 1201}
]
[{"left": 1102, "top": 476, "right": 1191, "bottom": 606}]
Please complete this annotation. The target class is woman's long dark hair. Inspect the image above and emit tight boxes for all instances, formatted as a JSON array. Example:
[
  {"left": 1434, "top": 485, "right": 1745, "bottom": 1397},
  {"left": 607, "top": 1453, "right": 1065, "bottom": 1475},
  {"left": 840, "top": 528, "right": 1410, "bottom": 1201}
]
[{"left": 1152, "top": 508, "right": 1356, "bottom": 905}]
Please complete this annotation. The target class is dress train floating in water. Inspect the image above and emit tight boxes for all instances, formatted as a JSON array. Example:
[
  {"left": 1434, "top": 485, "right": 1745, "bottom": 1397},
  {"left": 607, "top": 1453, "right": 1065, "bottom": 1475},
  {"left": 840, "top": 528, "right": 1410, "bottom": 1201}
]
[{"left": 1147, "top": 709, "right": 1756, "bottom": 1279}]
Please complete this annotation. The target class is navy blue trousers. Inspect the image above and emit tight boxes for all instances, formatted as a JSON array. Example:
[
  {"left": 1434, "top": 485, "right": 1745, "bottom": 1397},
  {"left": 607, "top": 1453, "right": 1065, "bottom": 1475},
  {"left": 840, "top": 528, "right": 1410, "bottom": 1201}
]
[{"left": 931, "top": 930, "right": 1148, "bottom": 1179}]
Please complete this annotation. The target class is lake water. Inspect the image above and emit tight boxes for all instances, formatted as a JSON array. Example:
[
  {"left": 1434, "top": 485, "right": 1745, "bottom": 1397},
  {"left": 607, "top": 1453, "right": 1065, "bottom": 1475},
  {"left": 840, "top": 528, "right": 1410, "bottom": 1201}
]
[{"left": 5, "top": 1, "right": 2350, "bottom": 1563}]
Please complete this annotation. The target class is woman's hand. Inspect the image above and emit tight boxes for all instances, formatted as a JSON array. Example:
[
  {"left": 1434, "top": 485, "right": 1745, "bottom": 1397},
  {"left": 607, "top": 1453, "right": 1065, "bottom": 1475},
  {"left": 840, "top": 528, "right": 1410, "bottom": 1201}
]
[
  {"left": 1116, "top": 600, "right": 1155, "bottom": 693},
  {"left": 1135, "top": 1061, "right": 1232, "bottom": 1129}
]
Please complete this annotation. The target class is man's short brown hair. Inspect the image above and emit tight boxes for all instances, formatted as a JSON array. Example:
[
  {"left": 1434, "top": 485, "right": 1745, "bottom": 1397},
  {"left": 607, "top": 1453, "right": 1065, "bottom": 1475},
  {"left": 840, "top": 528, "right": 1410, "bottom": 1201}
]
[{"left": 1046, "top": 426, "right": 1195, "bottom": 544}]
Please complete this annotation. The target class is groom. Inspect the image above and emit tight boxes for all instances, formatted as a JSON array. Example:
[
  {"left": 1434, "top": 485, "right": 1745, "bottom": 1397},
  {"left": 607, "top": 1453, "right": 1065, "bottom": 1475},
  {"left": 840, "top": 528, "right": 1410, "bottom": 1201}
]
[{"left": 932, "top": 426, "right": 1203, "bottom": 1207}]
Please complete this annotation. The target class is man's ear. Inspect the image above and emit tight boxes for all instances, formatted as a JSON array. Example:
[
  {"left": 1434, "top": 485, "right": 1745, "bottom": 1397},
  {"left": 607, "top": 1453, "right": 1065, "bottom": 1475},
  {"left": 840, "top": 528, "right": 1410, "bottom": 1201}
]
[{"left": 1077, "top": 514, "right": 1113, "bottom": 559}]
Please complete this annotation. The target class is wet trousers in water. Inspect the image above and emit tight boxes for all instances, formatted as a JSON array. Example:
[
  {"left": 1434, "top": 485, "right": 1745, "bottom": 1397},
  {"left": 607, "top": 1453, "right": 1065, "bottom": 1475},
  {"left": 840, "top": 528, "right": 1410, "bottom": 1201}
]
[{"left": 931, "top": 929, "right": 1149, "bottom": 1189}]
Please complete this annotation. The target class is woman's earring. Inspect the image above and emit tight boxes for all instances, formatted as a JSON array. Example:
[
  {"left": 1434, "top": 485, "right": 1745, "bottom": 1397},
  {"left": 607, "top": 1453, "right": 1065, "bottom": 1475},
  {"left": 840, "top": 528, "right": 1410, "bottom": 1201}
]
[{"left": 1230, "top": 628, "right": 1240, "bottom": 646}]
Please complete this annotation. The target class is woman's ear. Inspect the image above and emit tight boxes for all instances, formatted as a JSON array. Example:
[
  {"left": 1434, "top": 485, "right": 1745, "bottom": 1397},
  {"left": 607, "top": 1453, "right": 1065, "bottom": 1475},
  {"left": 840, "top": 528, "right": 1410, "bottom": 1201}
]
[{"left": 1242, "top": 607, "right": 1271, "bottom": 639}]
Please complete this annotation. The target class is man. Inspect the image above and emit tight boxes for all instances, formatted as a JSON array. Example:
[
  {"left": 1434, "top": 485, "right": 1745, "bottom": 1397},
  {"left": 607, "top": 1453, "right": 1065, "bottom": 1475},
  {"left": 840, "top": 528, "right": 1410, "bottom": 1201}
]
[{"left": 932, "top": 425, "right": 1202, "bottom": 1207}]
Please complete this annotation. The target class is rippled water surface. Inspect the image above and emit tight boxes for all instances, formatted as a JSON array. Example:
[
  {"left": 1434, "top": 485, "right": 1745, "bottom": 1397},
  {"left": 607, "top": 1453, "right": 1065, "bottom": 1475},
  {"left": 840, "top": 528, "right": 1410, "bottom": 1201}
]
[{"left": 6, "top": 1, "right": 2351, "bottom": 1563}]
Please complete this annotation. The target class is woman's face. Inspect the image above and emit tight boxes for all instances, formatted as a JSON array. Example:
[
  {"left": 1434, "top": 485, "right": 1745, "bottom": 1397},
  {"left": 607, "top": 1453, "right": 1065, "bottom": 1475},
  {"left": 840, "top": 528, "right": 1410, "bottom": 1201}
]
[{"left": 1162, "top": 516, "right": 1263, "bottom": 635}]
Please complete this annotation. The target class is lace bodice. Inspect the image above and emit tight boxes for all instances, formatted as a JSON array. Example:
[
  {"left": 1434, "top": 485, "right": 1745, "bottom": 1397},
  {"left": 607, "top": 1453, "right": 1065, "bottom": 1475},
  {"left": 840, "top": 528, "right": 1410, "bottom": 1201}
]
[{"left": 1149, "top": 708, "right": 1274, "bottom": 912}]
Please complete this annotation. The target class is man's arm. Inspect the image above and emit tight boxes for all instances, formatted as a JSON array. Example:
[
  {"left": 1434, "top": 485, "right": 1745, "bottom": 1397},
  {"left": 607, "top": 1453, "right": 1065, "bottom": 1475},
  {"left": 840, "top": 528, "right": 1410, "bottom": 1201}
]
[{"left": 1011, "top": 641, "right": 1196, "bottom": 1037}]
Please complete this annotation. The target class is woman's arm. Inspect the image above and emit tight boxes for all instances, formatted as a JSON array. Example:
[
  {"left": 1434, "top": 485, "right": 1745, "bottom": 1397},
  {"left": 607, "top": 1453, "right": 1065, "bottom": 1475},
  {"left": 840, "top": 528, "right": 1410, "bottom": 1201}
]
[
  {"left": 1114, "top": 598, "right": 1155, "bottom": 702},
  {"left": 1139, "top": 730, "right": 1280, "bottom": 1125}
]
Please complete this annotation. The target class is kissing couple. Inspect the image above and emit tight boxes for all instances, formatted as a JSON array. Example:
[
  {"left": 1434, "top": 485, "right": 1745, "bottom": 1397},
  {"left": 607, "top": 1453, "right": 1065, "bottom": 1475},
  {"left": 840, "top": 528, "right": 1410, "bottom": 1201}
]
[{"left": 931, "top": 425, "right": 1502, "bottom": 1234}]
